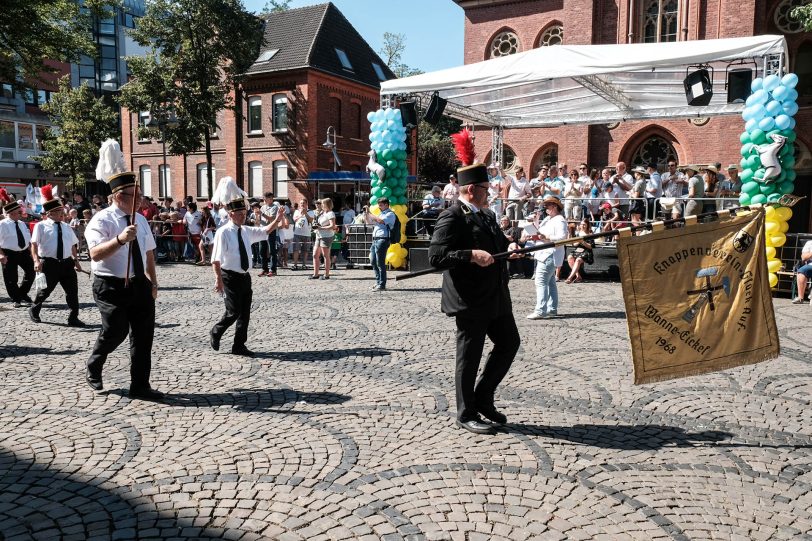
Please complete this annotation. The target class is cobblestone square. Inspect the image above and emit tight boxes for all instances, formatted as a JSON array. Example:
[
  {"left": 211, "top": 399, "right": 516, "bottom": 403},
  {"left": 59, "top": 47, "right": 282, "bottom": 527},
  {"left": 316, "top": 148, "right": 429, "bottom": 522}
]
[{"left": 1, "top": 265, "right": 811, "bottom": 540}]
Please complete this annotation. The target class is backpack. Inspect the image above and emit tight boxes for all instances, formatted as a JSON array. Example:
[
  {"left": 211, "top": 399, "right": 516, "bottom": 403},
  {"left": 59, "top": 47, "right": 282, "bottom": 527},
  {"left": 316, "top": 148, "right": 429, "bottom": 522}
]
[{"left": 387, "top": 212, "right": 401, "bottom": 244}]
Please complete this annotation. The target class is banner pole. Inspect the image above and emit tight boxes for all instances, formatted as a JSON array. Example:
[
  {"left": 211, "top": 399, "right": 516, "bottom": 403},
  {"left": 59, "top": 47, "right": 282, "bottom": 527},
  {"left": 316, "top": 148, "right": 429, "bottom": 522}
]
[{"left": 394, "top": 201, "right": 796, "bottom": 282}]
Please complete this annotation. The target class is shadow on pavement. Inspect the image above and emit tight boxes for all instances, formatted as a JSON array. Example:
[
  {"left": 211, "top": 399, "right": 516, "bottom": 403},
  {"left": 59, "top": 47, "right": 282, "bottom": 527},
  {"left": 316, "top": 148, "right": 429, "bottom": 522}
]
[
  {"left": 554, "top": 311, "right": 627, "bottom": 320},
  {"left": 0, "top": 345, "right": 83, "bottom": 359},
  {"left": 261, "top": 347, "right": 403, "bottom": 362},
  {"left": 505, "top": 423, "right": 733, "bottom": 450},
  {"left": 108, "top": 388, "right": 352, "bottom": 412},
  {"left": 0, "top": 448, "right": 223, "bottom": 539}
]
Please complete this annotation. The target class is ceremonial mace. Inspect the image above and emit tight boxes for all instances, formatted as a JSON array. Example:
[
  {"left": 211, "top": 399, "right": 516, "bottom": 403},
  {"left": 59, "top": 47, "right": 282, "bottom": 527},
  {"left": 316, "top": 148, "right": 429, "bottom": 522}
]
[{"left": 395, "top": 195, "right": 803, "bottom": 282}]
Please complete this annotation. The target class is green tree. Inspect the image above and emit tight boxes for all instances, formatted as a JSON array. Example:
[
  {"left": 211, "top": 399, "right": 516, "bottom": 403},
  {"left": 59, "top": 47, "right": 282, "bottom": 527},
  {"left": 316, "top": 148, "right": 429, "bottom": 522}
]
[
  {"left": 261, "top": 0, "right": 291, "bottom": 14},
  {"left": 119, "top": 0, "right": 264, "bottom": 196},
  {"left": 0, "top": 0, "right": 113, "bottom": 91},
  {"left": 791, "top": 3, "right": 812, "bottom": 30},
  {"left": 379, "top": 32, "right": 423, "bottom": 78},
  {"left": 417, "top": 117, "right": 462, "bottom": 182},
  {"left": 35, "top": 76, "right": 119, "bottom": 191}
]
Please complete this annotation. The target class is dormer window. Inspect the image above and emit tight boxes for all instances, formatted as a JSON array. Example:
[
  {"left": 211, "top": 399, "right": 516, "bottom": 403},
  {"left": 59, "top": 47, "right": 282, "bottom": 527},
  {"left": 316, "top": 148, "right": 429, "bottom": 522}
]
[
  {"left": 256, "top": 49, "right": 279, "bottom": 62},
  {"left": 335, "top": 48, "right": 353, "bottom": 71},
  {"left": 372, "top": 62, "right": 387, "bottom": 81}
]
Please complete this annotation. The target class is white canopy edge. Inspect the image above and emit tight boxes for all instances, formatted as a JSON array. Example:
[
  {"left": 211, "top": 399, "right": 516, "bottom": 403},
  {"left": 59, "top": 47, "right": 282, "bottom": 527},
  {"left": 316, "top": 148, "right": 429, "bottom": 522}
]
[{"left": 380, "top": 35, "right": 788, "bottom": 128}]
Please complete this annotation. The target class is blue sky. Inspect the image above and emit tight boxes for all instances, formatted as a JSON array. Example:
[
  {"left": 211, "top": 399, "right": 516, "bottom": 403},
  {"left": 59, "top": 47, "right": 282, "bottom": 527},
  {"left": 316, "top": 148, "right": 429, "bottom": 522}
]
[{"left": 241, "top": 0, "right": 465, "bottom": 73}]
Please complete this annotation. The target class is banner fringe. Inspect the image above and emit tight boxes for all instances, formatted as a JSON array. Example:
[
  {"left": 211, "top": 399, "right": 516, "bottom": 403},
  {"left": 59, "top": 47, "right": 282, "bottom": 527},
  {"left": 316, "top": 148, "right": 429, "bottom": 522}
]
[{"left": 634, "top": 348, "right": 781, "bottom": 385}]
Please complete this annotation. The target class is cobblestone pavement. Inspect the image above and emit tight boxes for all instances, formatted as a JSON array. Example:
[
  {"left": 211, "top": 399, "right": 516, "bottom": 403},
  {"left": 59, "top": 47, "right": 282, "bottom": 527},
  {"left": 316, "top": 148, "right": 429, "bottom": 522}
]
[{"left": 1, "top": 263, "right": 811, "bottom": 541}]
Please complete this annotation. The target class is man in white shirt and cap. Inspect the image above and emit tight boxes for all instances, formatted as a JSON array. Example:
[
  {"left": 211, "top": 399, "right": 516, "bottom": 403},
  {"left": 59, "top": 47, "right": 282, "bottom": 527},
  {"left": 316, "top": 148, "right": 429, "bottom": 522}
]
[
  {"left": 29, "top": 185, "right": 85, "bottom": 327},
  {"left": 210, "top": 178, "right": 285, "bottom": 357},
  {"left": 0, "top": 189, "right": 34, "bottom": 307}
]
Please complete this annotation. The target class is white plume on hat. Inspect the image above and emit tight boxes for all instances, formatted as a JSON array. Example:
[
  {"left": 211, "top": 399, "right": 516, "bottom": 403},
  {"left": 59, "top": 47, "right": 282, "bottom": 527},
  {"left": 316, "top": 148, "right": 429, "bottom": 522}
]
[
  {"left": 211, "top": 176, "right": 246, "bottom": 205},
  {"left": 96, "top": 139, "right": 126, "bottom": 182}
]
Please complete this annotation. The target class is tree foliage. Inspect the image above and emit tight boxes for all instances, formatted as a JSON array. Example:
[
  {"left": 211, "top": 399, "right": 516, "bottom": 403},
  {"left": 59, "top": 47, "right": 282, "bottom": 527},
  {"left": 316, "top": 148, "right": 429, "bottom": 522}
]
[
  {"left": 118, "top": 0, "right": 264, "bottom": 195},
  {"left": 790, "top": 3, "right": 812, "bottom": 31},
  {"left": 0, "top": 0, "right": 114, "bottom": 91},
  {"left": 417, "top": 117, "right": 462, "bottom": 183},
  {"left": 261, "top": 0, "right": 291, "bottom": 14},
  {"left": 379, "top": 32, "right": 423, "bottom": 78},
  {"left": 35, "top": 76, "right": 119, "bottom": 190}
]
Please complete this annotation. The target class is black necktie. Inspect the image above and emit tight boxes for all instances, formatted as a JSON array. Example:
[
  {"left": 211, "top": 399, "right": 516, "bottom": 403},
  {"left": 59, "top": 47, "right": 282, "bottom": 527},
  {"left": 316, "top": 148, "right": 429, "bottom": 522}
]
[
  {"left": 124, "top": 215, "right": 145, "bottom": 277},
  {"left": 55, "top": 222, "right": 63, "bottom": 259},
  {"left": 15, "top": 221, "right": 25, "bottom": 249},
  {"left": 237, "top": 226, "right": 249, "bottom": 271}
]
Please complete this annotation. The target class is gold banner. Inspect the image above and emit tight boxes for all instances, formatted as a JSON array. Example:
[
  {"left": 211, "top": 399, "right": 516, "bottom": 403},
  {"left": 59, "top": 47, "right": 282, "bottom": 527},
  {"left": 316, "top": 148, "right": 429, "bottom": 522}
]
[{"left": 618, "top": 209, "right": 779, "bottom": 384}]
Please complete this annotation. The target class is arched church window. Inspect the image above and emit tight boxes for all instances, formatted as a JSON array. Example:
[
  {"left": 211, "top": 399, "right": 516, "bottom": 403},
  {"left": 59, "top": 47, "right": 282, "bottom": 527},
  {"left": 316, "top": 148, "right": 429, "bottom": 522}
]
[
  {"left": 630, "top": 135, "right": 678, "bottom": 170},
  {"left": 490, "top": 31, "right": 520, "bottom": 58}
]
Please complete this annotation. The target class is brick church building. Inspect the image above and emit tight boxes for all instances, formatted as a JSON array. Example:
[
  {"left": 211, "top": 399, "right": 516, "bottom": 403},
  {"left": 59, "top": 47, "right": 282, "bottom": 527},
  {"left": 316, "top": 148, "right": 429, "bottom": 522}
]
[
  {"left": 121, "top": 2, "right": 395, "bottom": 205},
  {"left": 453, "top": 0, "right": 812, "bottom": 230}
]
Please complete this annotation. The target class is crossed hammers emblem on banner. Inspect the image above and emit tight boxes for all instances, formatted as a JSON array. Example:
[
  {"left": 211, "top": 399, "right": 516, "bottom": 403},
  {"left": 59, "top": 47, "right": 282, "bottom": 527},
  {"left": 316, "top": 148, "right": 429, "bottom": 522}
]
[{"left": 682, "top": 266, "right": 731, "bottom": 323}]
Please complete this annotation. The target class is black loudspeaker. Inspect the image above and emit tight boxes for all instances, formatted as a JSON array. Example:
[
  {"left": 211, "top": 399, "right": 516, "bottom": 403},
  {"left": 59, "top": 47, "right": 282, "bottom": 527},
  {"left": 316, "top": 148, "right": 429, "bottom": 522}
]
[
  {"left": 409, "top": 247, "right": 431, "bottom": 272},
  {"left": 684, "top": 69, "right": 713, "bottom": 106},
  {"left": 423, "top": 93, "right": 447, "bottom": 125},
  {"left": 727, "top": 69, "right": 752, "bottom": 103},
  {"left": 399, "top": 101, "right": 417, "bottom": 129}
]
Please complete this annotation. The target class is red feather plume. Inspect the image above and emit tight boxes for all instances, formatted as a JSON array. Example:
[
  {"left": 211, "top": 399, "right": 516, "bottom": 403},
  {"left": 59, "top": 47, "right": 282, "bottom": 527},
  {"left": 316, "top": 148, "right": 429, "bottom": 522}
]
[
  {"left": 0, "top": 188, "right": 10, "bottom": 204},
  {"left": 41, "top": 184, "right": 54, "bottom": 201},
  {"left": 451, "top": 128, "right": 476, "bottom": 167}
]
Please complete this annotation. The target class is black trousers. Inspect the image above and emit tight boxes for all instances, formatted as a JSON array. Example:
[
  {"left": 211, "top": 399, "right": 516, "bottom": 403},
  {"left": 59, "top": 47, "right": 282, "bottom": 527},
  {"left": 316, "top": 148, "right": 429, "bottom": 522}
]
[
  {"left": 2, "top": 248, "right": 34, "bottom": 302},
  {"left": 87, "top": 275, "right": 155, "bottom": 389},
  {"left": 261, "top": 231, "right": 278, "bottom": 273},
  {"left": 212, "top": 270, "right": 252, "bottom": 350},
  {"left": 32, "top": 258, "right": 78, "bottom": 318},
  {"left": 454, "top": 312, "right": 520, "bottom": 421}
]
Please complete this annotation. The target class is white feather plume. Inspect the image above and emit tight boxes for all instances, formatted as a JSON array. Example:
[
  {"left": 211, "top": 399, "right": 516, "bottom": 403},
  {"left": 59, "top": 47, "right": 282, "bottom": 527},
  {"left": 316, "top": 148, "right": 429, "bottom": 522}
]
[
  {"left": 211, "top": 176, "right": 246, "bottom": 205},
  {"left": 96, "top": 139, "right": 126, "bottom": 182}
]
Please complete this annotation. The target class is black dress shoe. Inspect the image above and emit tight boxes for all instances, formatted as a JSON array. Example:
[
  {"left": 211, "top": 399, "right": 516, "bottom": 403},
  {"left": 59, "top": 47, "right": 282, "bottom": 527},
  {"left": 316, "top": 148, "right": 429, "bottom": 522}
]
[
  {"left": 231, "top": 347, "right": 254, "bottom": 357},
  {"left": 455, "top": 416, "right": 496, "bottom": 435},
  {"left": 67, "top": 318, "right": 86, "bottom": 328},
  {"left": 28, "top": 307, "right": 41, "bottom": 323},
  {"left": 13, "top": 301, "right": 22, "bottom": 308},
  {"left": 86, "top": 372, "right": 103, "bottom": 392},
  {"left": 210, "top": 329, "right": 220, "bottom": 351},
  {"left": 129, "top": 387, "right": 165, "bottom": 400},
  {"left": 478, "top": 406, "right": 507, "bottom": 425}
]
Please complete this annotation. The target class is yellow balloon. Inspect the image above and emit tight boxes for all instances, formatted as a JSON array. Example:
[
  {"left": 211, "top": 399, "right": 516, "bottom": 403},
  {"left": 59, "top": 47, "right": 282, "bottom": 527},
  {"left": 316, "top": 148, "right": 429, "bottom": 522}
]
[
  {"left": 775, "top": 207, "right": 792, "bottom": 221},
  {"left": 765, "top": 246, "right": 776, "bottom": 259},
  {"left": 371, "top": 205, "right": 381, "bottom": 216},
  {"left": 399, "top": 247, "right": 408, "bottom": 259},
  {"left": 767, "top": 259, "right": 782, "bottom": 273},
  {"left": 770, "top": 233, "right": 786, "bottom": 247},
  {"left": 779, "top": 221, "right": 789, "bottom": 233},
  {"left": 765, "top": 221, "right": 779, "bottom": 234},
  {"left": 765, "top": 206, "right": 776, "bottom": 218},
  {"left": 769, "top": 272, "right": 778, "bottom": 288}
]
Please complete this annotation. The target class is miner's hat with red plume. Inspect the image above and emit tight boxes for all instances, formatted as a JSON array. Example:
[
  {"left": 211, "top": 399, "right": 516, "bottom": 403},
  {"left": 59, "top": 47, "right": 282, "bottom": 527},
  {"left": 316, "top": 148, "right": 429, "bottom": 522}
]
[
  {"left": 41, "top": 184, "right": 62, "bottom": 213},
  {"left": 0, "top": 188, "right": 20, "bottom": 214}
]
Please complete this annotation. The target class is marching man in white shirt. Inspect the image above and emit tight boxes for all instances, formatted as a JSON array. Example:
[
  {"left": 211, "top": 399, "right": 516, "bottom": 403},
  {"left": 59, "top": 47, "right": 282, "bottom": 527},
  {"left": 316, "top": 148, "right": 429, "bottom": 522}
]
[
  {"left": 0, "top": 189, "right": 35, "bottom": 307},
  {"left": 209, "top": 177, "right": 285, "bottom": 357},
  {"left": 29, "top": 185, "right": 85, "bottom": 327},
  {"left": 85, "top": 140, "right": 162, "bottom": 400}
]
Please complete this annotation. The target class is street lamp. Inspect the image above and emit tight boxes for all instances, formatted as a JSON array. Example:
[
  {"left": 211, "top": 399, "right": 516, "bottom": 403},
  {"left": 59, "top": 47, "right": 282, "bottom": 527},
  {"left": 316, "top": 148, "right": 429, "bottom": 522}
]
[
  {"left": 146, "top": 107, "right": 179, "bottom": 198},
  {"left": 322, "top": 126, "right": 341, "bottom": 172}
]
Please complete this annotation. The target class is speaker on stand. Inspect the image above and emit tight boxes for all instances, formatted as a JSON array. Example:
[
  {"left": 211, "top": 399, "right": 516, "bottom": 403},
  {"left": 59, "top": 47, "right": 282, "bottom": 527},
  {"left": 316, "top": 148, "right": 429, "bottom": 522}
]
[
  {"left": 423, "top": 92, "right": 447, "bottom": 125},
  {"left": 727, "top": 69, "right": 752, "bottom": 103}
]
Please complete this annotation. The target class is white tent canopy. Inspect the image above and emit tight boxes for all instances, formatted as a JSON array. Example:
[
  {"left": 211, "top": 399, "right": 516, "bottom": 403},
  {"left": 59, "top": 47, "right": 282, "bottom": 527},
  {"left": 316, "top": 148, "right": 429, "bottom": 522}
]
[{"left": 380, "top": 35, "right": 787, "bottom": 128}]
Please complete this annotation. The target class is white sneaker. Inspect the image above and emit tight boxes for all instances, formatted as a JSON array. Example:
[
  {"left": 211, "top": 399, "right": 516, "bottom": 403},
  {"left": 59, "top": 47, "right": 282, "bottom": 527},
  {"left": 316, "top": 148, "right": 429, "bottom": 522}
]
[
  {"left": 792, "top": 297, "right": 805, "bottom": 304},
  {"left": 526, "top": 312, "right": 546, "bottom": 320}
]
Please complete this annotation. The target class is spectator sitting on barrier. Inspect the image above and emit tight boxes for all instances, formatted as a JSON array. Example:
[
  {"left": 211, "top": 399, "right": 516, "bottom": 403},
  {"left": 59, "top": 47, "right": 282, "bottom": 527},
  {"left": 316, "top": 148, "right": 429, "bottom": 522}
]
[
  {"left": 565, "top": 219, "right": 595, "bottom": 283},
  {"left": 599, "top": 202, "right": 625, "bottom": 232}
]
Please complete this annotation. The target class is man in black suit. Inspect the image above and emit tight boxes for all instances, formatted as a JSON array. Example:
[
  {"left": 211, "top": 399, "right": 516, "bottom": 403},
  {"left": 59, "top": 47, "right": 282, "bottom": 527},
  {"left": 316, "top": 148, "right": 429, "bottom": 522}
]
[{"left": 429, "top": 163, "right": 521, "bottom": 435}]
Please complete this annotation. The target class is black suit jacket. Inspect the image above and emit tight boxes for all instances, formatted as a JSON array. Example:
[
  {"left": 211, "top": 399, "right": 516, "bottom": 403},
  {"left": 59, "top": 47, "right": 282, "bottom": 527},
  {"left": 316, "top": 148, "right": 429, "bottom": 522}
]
[{"left": 428, "top": 202, "right": 512, "bottom": 318}]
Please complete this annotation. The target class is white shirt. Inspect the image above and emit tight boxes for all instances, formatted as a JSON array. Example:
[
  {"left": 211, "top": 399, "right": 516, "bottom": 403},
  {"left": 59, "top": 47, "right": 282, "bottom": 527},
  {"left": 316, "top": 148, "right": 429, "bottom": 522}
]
[
  {"left": 293, "top": 209, "right": 314, "bottom": 236},
  {"left": 534, "top": 214, "right": 568, "bottom": 265},
  {"left": 442, "top": 182, "right": 459, "bottom": 202},
  {"left": 85, "top": 206, "right": 157, "bottom": 278},
  {"left": 211, "top": 221, "right": 269, "bottom": 273},
  {"left": 611, "top": 172, "right": 634, "bottom": 192},
  {"left": 31, "top": 218, "right": 78, "bottom": 259},
  {"left": 645, "top": 173, "right": 663, "bottom": 198},
  {"left": 260, "top": 202, "right": 280, "bottom": 226},
  {"left": 184, "top": 210, "right": 202, "bottom": 235},
  {"left": 341, "top": 208, "right": 356, "bottom": 228},
  {"left": 508, "top": 176, "right": 531, "bottom": 200},
  {"left": 661, "top": 171, "right": 686, "bottom": 197},
  {"left": 0, "top": 217, "right": 31, "bottom": 251},
  {"left": 316, "top": 210, "right": 335, "bottom": 239}
]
